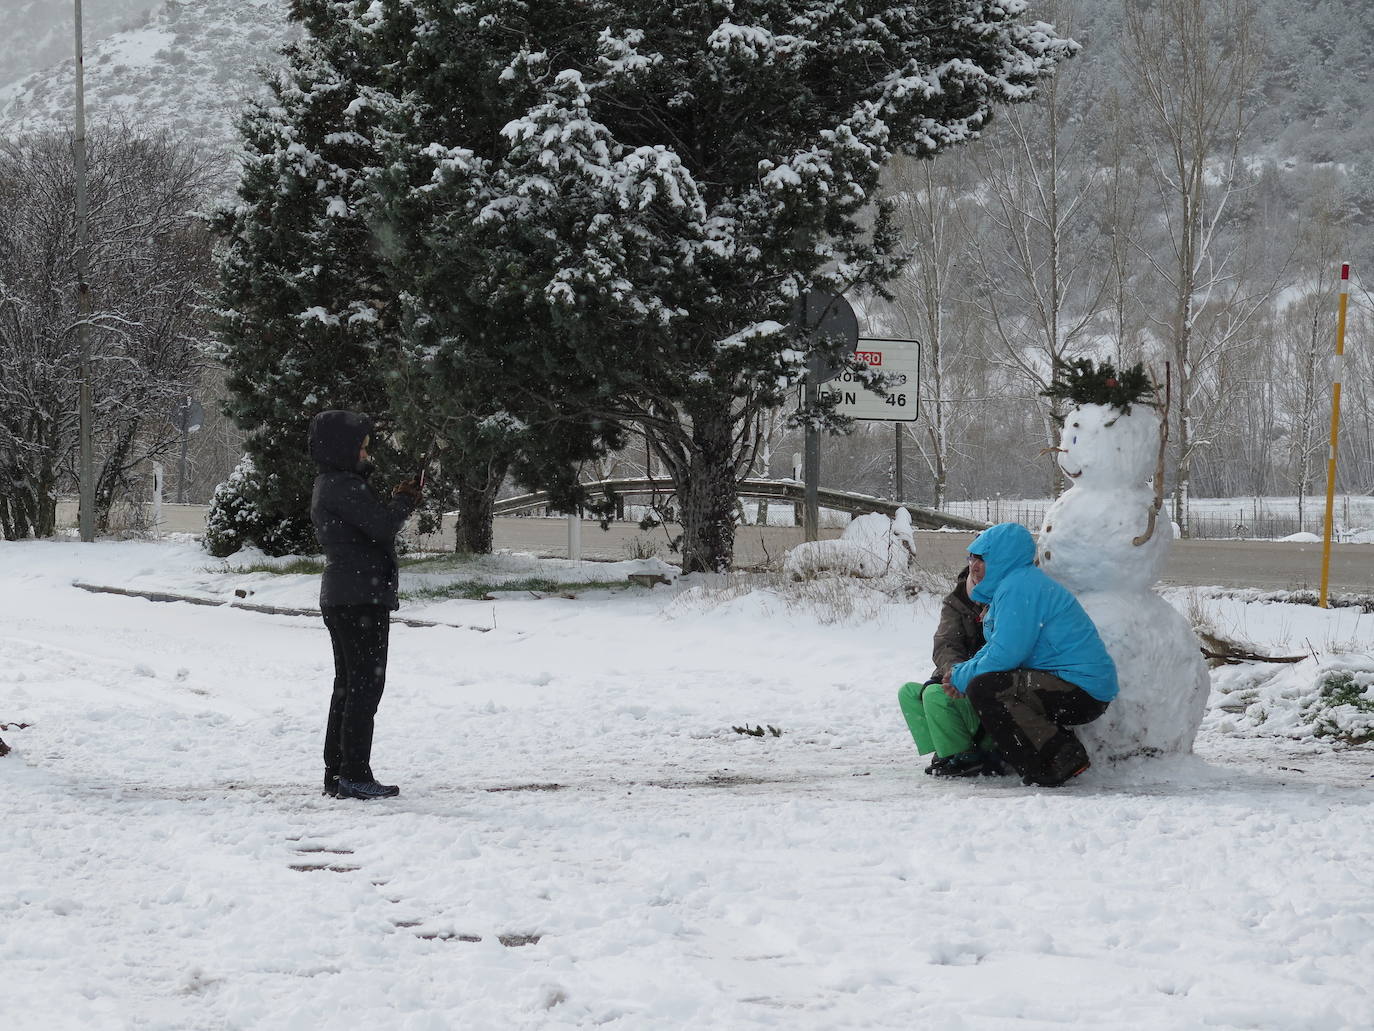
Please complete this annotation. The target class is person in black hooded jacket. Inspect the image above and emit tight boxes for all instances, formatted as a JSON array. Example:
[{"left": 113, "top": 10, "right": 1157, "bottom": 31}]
[{"left": 308, "top": 410, "right": 421, "bottom": 800}]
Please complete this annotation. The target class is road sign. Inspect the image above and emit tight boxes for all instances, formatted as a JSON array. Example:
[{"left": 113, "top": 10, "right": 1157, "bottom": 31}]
[
  {"left": 790, "top": 289, "right": 858, "bottom": 384},
  {"left": 814, "top": 337, "right": 920, "bottom": 422},
  {"left": 170, "top": 397, "right": 204, "bottom": 434}
]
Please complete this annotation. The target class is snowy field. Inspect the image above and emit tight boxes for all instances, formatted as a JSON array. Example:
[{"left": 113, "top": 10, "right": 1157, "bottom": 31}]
[{"left": 3, "top": 538, "right": 1373, "bottom": 1030}]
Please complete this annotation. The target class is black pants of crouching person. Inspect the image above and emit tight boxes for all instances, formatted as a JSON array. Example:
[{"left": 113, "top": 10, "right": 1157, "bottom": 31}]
[
  {"left": 965, "top": 669, "right": 1108, "bottom": 785},
  {"left": 321, "top": 605, "right": 391, "bottom": 781}
]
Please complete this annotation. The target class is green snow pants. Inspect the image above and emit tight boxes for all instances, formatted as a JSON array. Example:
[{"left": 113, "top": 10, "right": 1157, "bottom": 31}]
[{"left": 897, "top": 680, "right": 985, "bottom": 758}]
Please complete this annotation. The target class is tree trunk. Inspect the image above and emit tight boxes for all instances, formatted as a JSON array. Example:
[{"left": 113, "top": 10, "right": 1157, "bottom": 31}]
[
  {"left": 678, "top": 401, "right": 738, "bottom": 574},
  {"left": 452, "top": 458, "right": 507, "bottom": 555}
]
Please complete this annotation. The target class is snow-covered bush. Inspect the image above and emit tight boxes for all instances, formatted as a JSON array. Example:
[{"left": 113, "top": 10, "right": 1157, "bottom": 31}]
[
  {"left": 783, "top": 510, "right": 915, "bottom": 582},
  {"left": 203, "top": 457, "right": 315, "bottom": 558},
  {"left": 1207, "top": 659, "right": 1374, "bottom": 744}
]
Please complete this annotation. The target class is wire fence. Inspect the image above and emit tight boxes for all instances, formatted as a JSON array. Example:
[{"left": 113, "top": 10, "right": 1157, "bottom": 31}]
[{"left": 943, "top": 496, "right": 1374, "bottom": 541}]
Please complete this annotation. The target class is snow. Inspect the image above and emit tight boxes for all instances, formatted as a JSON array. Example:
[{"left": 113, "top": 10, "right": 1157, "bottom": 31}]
[
  {"left": 1039, "top": 403, "right": 1211, "bottom": 759},
  {"left": 783, "top": 509, "right": 914, "bottom": 581},
  {"left": 3, "top": 537, "right": 1373, "bottom": 1029}
]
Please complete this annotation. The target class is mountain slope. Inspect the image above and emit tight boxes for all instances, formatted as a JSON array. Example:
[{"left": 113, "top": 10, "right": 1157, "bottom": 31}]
[
  {"left": 0, "top": 0, "right": 296, "bottom": 161},
  {"left": 0, "top": 0, "right": 156, "bottom": 85}
]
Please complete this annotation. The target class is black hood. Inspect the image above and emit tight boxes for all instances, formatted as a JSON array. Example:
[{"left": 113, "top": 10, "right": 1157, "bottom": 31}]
[{"left": 309, "top": 410, "right": 372, "bottom": 472}]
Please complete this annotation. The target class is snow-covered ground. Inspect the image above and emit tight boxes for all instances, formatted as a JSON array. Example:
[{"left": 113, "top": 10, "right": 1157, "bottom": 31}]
[{"left": 3, "top": 538, "right": 1373, "bottom": 1030}]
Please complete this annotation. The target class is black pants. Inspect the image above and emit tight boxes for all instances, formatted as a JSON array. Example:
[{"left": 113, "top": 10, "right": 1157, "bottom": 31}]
[
  {"left": 966, "top": 669, "right": 1108, "bottom": 781},
  {"left": 321, "top": 605, "right": 391, "bottom": 781}
]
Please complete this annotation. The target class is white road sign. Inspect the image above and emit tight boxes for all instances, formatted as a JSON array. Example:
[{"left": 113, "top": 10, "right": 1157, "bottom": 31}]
[{"left": 814, "top": 337, "right": 920, "bottom": 422}]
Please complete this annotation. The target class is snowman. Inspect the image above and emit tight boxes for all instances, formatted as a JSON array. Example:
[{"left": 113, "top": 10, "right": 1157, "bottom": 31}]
[{"left": 1037, "top": 361, "right": 1210, "bottom": 762}]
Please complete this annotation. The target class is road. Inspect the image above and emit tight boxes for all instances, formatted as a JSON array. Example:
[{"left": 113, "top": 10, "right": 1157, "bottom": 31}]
[
  {"left": 456, "top": 517, "right": 1374, "bottom": 595},
  {"left": 73, "top": 505, "right": 1372, "bottom": 594}
]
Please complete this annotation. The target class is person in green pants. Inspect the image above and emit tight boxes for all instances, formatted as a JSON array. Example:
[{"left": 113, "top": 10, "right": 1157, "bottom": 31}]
[{"left": 897, "top": 563, "right": 1002, "bottom": 777}]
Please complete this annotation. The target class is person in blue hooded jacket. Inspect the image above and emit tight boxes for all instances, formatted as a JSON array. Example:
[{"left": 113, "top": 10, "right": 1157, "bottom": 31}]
[{"left": 940, "top": 522, "right": 1117, "bottom": 786}]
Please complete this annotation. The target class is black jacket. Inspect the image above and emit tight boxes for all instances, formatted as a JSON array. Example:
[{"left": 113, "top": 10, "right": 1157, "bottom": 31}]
[{"left": 309, "top": 411, "right": 416, "bottom": 610}]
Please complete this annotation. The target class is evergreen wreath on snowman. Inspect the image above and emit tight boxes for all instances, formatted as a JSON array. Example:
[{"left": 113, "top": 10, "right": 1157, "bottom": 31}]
[{"left": 1038, "top": 358, "right": 1209, "bottom": 761}]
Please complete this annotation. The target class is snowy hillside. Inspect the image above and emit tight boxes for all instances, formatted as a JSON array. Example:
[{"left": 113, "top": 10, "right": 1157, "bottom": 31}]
[
  {"left": 0, "top": 0, "right": 295, "bottom": 160},
  {"left": 0, "top": 0, "right": 155, "bottom": 85}
]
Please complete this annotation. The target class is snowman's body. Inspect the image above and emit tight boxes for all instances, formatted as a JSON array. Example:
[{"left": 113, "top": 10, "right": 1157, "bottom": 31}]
[{"left": 1038, "top": 403, "right": 1210, "bottom": 760}]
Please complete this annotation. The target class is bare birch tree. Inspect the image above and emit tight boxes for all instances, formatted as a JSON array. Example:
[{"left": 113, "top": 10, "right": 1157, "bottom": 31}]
[
  {"left": 879, "top": 152, "right": 982, "bottom": 510},
  {"left": 961, "top": 0, "right": 1110, "bottom": 496},
  {"left": 1123, "top": 0, "right": 1263, "bottom": 534}
]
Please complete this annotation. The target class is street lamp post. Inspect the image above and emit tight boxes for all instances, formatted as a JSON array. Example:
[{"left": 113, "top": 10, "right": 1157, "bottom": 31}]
[{"left": 74, "top": 0, "right": 94, "bottom": 541}]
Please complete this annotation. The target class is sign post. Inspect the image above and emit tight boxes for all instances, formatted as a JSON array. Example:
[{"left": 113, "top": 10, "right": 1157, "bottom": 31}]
[
  {"left": 792, "top": 290, "right": 858, "bottom": 541},
  {"left": 1319, "top": 263, "right": 1351, "bottom": 608},
  {"left": 169, "top": 397, "right": 204, "bottom": 504}
]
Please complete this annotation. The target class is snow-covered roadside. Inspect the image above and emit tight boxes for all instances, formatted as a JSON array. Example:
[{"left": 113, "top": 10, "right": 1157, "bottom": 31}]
[{"left": 3, "top": 539, "right": 1372, "bottom": 1030}]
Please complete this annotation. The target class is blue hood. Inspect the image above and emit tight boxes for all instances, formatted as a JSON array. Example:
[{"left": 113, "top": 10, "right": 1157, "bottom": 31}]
[{"left": 967, "top": 522, "right": 1036, "bottom": 604}]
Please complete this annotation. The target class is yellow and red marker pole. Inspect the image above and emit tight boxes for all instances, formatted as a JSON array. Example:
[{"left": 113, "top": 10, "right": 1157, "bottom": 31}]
[{"left": 1319, "top": 262, "right": 1351, "bottom": 608}]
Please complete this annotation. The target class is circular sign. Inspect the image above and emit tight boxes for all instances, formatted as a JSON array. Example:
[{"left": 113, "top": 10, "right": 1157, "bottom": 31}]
[
  {"left": 170, "top": 398, "right": 205, "bottom": 434},
  {"left": 790, "top": 289, "right": 859, "bottom": 383}
]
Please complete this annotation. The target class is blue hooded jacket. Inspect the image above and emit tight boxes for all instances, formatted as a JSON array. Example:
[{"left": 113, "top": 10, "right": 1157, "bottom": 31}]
[{"left": 950, "top": 523, "right": 1117, "bottom": 702}]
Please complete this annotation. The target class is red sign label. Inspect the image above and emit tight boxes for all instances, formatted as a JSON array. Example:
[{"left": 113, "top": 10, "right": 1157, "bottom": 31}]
[{"left": 856, "top": 350, "right": 883, "bottom": 366}]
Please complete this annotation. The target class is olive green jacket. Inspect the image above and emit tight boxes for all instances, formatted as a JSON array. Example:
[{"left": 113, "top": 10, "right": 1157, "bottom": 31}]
[{"left": 931, "top": 567, "right": 986, "bottom": 679}]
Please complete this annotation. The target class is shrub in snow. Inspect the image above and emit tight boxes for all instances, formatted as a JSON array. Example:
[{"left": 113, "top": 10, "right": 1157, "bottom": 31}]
[
  {"left": 784, "top": 509, "right": 914, "bottom": 581},
  {"left": 1310, "top": 671, "right": 1374, "bottom": 742},
  {"left": 1208, "top": 660, "right": 1374, "bottom": 745},
  {"left": 1038, "top": 361, "right": 1210, "bottom": 762},
  {"left": 203, "top": 457, "right": 316, "bottom": 558}
]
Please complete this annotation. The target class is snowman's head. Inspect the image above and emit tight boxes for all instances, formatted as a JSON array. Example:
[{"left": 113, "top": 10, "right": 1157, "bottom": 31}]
[{"left": 1058, "top": 403, "right": 1160, "bottom": 489}]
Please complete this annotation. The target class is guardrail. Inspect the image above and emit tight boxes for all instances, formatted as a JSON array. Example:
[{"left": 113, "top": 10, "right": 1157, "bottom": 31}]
[{"left": 492, "top": 478, "right": 989, "bottom": 531}]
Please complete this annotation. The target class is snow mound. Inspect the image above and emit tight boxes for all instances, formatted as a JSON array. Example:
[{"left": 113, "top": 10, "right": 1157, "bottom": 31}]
[
  {"left": 1207, "top": 656, "right": 1374, "bottom": 743},
  {"left": 783, "top": 510, "right": 914, "bottom": 581}
]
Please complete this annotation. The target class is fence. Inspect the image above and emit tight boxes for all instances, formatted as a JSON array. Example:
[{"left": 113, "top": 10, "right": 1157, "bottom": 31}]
[{"left": 943, "top": 496, "right": 1374, "bottom": 541}]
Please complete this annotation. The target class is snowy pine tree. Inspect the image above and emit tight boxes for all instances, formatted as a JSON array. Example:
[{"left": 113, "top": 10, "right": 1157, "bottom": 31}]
[
  {"left": 215, "top": 1, "right": 1074, "bottom": 568},
  {"left": 211, "top": 17, "right": 402, "bottom": 554},
  {"left": 366, "top": 0, "right": 1077, "bottom": 571}
]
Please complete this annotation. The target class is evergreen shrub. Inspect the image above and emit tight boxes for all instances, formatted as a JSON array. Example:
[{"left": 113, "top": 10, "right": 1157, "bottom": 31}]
[{"left": 204, "top": 457, "right": 316, "bottom": 558}]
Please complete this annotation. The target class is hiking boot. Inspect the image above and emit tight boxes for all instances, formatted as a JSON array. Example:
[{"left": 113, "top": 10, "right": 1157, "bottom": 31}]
[
  {"left": 336, "top": 776, "right": 400, "bottom": 800},
  {"left": 978, "top": 751, "right": 1008, "bottom": 777},
  {"left": 930, "top": 750, "right": 987, "bottom": 778},
  {"left": 924, "top": 755, "right": 952, "bottom": 776},
  {"left": 323, "top": 771, "right": 340, "bottom": 798},
  {"left": 1030, "top": 732, "right": 1091, "bottom": 787}
]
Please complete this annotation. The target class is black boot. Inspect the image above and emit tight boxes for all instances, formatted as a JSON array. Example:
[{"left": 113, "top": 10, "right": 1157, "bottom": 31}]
[
  {"left": 323, "top": 771, "right": 340, "bottom": 798},
  {"left": 930, "top": 750, "right": 988, "bottom": 778},
  {"left": 336, "top": 775, "right": 400, "bottom": 799},
  {"left": 1027, "top": 731, "right": 1090, "bottom": 787}
]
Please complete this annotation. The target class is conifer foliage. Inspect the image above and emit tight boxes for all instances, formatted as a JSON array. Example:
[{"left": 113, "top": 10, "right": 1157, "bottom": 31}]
[
  {"left": 214, "top": 0, "right": 1074, "bottom": 569},
  {"left": 1042, "top": 358, "right": 1157, "bottom": 414}
]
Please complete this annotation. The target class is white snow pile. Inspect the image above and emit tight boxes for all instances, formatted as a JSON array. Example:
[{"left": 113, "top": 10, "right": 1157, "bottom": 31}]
[
  {"left": 1209, "top": 658, "right": 1374, "bottom": 742},
  {"left": 1192, "top": 589, "right": 1374, "bottom": 743},
  {"left": 783, "top": 508, "right": 914, "bottom": 581}
]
